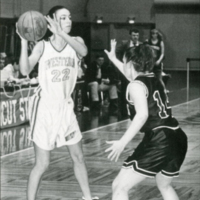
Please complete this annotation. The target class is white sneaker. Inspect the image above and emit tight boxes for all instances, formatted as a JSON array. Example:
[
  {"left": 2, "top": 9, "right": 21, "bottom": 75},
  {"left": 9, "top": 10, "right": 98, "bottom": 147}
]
[
  {"left": 82, "top": 197, "right": 99, "bottom": 200},
  {"left": 82, "top": 106, "right": 90, "bottom": 112}
]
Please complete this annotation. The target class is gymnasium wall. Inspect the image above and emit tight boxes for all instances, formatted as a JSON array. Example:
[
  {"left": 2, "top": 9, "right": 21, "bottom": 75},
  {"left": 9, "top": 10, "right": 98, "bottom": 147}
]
[
  {"left": 0, "top": 0, "right": 154, "bottom": 23},
  {"left": 155, "top": 13, "right": 200, "bottom": 70},
  {"left": 154, "top": 3, "right": 200, "bottom": 70},
  {"left": 86, "top": 0, "right": 155, "bottom": 23},
  {"left": 0, "top": 0, "right": 41, "bottom": 17},
  {"left": 0, "top": 0, "right": 86, "bottom": 19}
]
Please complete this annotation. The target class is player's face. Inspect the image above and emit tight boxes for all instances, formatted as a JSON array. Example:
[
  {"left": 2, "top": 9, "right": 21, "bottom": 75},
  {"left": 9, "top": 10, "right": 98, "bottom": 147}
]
[{"left": 55, "top": 9, "right": 72, "bottom": 33}]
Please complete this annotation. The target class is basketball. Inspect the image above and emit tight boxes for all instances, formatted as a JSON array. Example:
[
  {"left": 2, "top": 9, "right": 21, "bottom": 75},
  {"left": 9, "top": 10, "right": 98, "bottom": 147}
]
[{"left": 17, "top": 11, "right": 47, "bottom": 41}]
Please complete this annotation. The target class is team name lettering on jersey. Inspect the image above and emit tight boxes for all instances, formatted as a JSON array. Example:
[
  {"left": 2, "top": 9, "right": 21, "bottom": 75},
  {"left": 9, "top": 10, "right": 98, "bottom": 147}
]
[{"left": 45, "top": 57, "right": 75, "bottom": 70}]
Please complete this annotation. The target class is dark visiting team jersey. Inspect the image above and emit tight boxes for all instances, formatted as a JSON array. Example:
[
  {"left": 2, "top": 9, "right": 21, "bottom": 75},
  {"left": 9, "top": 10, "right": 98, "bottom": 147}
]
[{"left": 127, "top": 75, "right": 179, "bottom": 132}]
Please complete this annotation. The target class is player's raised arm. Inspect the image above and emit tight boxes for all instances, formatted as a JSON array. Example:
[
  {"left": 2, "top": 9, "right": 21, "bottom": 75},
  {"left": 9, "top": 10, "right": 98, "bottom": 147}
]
[
  {"left": 16, "top": 11, "right": 46, "bottom": 76},
  {"left": 59, "top": 33, "right": 87, "bottom": 57},
  {"left": 19, "top": 39, "right": 43, "bottom": 76},
  {"left": 45, "top": 14, "right": 87, "bottom": 57},
  {"left": 16, "top": 24, "right": 43, "bottom": 76},
  {"left": 104, "top": 39, "right": 125, "bottom": 76}
]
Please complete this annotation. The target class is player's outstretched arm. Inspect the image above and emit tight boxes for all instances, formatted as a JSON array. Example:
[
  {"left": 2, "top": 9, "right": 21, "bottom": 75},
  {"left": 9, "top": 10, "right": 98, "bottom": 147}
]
[
  {"left": 59, "top": 33, "right": 87, "bottom": 58},
  {"left": 104, "top": 39, "right": 124, "bottom": 76},
  {"left": 120, "top": 82, "right": 148, "bottom": 146}
]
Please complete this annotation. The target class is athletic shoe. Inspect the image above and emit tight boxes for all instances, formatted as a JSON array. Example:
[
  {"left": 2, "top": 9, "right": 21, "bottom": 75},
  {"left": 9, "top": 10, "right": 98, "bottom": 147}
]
[
  {"left": 82, "top": 106, "right": 90, "bottom": 112},
  {"left": 82, "top": 196, "right": 99, "bottom": 200}
]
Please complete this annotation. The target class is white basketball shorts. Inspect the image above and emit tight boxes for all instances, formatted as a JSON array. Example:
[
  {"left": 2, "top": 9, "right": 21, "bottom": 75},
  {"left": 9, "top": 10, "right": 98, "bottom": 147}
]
[{"left": 28, "top": 94, "right": 82, "bottom": 150}]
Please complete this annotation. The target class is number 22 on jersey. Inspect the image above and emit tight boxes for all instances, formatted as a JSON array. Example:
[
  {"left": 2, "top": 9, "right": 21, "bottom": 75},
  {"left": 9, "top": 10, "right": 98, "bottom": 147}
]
[{"left": 51, "top": 69, "right": 70, "bottom": 82}]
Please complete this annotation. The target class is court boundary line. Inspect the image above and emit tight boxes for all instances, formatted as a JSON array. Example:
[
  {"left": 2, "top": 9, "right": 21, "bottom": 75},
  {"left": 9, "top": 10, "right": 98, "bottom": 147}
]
[
  {"left": 172, "top": 98, "right": 199, "bottom": 108},
  {"left": 1, "top": 119, "right": 129, "bottom": 158},
  {"left": 1, "top": 98, "right": 199, "bottom": 159}
]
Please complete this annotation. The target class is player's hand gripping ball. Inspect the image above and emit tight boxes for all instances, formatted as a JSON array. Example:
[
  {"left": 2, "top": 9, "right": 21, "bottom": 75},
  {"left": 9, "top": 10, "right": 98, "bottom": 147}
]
[{"left": 17, "top": 11, "right": 47, "bottom": 41}]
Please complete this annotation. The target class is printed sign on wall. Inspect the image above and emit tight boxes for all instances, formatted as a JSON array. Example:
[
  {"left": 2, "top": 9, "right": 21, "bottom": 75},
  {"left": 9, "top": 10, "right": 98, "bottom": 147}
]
[{"left": 0, "top": 87, "right": 35, "bottom": 129}]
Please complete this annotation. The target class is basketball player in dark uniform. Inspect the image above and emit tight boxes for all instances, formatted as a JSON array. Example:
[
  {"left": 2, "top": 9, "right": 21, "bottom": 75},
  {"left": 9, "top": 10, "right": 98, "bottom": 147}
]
[{"left": 104, "top": 39, "right": 187, "bottom": 200}]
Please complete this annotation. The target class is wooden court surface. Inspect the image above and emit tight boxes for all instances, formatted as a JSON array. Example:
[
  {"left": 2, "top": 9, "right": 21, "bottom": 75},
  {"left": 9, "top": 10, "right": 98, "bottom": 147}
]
[{"left": 1, "top": 98, "right": 200, "bottom": 200}]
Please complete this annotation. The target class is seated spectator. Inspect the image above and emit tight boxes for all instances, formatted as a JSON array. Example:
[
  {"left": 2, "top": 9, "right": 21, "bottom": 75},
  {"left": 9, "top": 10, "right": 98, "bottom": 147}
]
[
  {"left": 79, "top": 58, "right": 87, "bottom": 79},
  {"left": 1, "top": 54, "right": 20, "bottom": 84},
  {"left": 1, "top": 54, "right": 32, "bottom": 87},
  {"left": 85, "top": 54, "right": 119, "bottom": 114},
  {"left": 3, "top": 56, "right": 20, "bottom": 78},
  {"left": 0, "top": 52, "right": 7, "bottom": 87},
  {"left": 0, "top": 52, "right": 6, "bottom": 69},
  {"left": 79, "top": 58, "right": 90, "bottom": 112}
]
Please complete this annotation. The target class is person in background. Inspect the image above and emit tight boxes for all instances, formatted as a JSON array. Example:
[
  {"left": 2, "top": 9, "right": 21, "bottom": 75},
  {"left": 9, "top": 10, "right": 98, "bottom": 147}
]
[
  {"left": 0, "top": 52, "right": 8, "bottom": 87},
  {"left": 1, "top": 54, "right": 22, "bottom": 85},
  {"left": 80, "top": 58, "right": 87, "bottom": 78},
  {"left": 0, "top": 52, "right": 7, "bottom": 70},
  {"left": 145, "top": 28, "right": 166, "bottom": 91},
  {"left": 80, "top": 58, "right": 90, "bottom": 112},
  {"left": 116, "top": 28, "right": 143, "bottom": 61},
  {"left": 3, "top": 56, "right": 20, "bottom": 78},
  {"left": 85, "top": 54, "right": 119, "bottom": 114}
]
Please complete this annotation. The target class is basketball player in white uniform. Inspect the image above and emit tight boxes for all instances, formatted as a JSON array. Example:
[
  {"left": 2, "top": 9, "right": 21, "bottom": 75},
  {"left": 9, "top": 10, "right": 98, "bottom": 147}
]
[{"left": 17, "top": 6, "right": 97, "bottom": 200}]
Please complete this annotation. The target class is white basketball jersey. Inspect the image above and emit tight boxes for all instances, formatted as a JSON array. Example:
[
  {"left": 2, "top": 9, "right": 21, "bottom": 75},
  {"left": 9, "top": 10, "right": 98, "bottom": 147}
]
[{"left": 38, "top": 39, "right": 81, "bottom": 100}]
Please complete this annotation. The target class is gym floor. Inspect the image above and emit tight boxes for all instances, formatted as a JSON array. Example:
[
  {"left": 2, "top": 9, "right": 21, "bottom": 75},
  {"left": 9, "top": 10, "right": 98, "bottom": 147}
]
[{"left": 1, "top": 70, "right": 200, "bottom": 199}]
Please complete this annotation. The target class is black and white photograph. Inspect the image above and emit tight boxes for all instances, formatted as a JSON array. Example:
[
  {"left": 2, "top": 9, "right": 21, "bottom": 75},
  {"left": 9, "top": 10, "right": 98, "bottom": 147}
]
[{"left": 0, "top": 0, "right": 200, "bottom": 199}]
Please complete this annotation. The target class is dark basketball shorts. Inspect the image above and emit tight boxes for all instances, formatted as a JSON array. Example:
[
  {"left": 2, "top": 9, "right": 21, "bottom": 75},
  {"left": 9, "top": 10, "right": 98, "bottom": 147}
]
[{"left": 123, "top": 127, "right": 188, "bottom": 178}]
